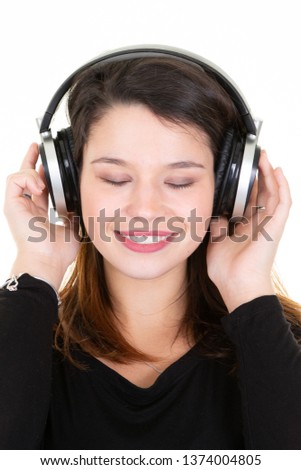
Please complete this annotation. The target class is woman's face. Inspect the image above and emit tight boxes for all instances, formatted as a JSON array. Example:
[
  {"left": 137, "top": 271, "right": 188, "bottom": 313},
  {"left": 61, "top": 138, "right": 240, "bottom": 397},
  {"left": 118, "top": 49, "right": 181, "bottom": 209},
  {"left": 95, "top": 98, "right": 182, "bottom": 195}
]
[{"left": 80, "top": 104, "right": 215, "bottom": 281}]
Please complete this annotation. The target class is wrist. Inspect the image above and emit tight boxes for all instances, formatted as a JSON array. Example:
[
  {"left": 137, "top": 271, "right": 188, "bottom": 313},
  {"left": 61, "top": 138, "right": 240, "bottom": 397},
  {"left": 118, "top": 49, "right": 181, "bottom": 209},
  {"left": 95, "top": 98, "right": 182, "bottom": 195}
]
[
  {"left": 221, "top": 282, "right": 275, "bottom": 313},
  {"left": 10, "top": 253, "right": 66, "bottom": 291},
  {"left": 3, "top": 273, "right": 61, "bottom": 305}
]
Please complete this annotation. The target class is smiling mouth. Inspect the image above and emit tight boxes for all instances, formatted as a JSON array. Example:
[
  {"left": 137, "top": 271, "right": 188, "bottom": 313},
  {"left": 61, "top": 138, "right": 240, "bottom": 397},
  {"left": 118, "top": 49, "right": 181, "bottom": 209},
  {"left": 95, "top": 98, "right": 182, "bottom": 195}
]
[{"left": 114, "top": 231, "right": 177, "bottom": 244}]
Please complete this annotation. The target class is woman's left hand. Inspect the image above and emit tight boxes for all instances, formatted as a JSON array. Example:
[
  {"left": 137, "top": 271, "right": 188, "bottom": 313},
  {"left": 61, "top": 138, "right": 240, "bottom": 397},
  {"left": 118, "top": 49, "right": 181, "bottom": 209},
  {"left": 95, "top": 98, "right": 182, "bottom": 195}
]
[{"left": 206, "top": 150, "right": 292, "bottom": 312}]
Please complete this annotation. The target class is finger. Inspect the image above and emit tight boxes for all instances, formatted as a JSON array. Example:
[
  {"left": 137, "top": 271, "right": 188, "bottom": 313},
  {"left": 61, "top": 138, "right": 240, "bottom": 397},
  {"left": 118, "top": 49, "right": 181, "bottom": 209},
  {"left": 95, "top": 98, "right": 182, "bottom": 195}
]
[
  {"left": 32, "top": 164, "right": 49, "bottom": 211},
  {"left": 19, "top": 143, "right": 40, "bottom": 171},
  {"left": 244, "top": 176, "right": 258, "bottom": 219},
  {"left": 270, "top": 167, "right": 292, "bottom": 227},
  {"left": 37, "top": 163, "right": 47, "bottom": 186},
  {"left": 37, "top": 163, "right": 49, "bottom": 200},
  {"left": 253, "top": 167, "right": 292, "bottom": 245},
  {"left": 257, "top": 151, "right": 280, "bottom": 214},
  {"left": 6, "top": 170, "right": 45, "bottom": 201}
]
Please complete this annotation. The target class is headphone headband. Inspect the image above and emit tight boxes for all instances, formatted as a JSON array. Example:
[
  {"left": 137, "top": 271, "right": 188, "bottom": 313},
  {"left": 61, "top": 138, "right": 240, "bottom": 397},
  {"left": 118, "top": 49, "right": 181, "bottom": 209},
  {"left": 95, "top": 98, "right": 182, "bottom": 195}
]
[
  {"left": 39, "top": 45, "right": 257, "bottom": 136},
  {"left": 38, "top": 44, "right": 262, "bottom": 219}
]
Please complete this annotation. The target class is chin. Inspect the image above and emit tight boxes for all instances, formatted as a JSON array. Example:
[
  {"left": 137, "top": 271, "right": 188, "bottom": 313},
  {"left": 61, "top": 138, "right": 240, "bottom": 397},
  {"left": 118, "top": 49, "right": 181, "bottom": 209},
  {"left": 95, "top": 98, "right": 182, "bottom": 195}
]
[{"left": 103, "top": 256, "right": 187, "bottom": 282}]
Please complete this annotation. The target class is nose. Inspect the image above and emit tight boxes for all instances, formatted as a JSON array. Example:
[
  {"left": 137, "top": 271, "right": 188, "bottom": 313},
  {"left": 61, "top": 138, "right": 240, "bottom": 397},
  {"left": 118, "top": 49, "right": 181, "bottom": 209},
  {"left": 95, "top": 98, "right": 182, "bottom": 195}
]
[{"left": 124, "top": 181, "right": 164, "bottom": 221}]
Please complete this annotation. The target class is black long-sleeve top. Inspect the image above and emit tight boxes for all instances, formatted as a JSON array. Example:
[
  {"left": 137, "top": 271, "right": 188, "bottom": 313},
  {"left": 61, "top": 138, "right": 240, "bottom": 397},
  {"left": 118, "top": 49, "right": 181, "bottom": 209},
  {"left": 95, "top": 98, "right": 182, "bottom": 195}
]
[{"left": 0, "top": 274, "right": 301, "bottom": 450}]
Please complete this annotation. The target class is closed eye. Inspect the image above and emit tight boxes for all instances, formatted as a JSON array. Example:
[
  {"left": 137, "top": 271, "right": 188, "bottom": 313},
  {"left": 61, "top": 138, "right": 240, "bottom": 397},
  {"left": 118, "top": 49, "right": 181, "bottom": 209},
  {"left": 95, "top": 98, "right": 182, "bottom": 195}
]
[
  {"left": 166, "top": 182, "right": 194, "bottom": 190},
  {"left": 102, "top": 179, "right": 131, "bottom": 187},
  {"left": 102, "top": 179, "right": 194, "bottom": 189}
]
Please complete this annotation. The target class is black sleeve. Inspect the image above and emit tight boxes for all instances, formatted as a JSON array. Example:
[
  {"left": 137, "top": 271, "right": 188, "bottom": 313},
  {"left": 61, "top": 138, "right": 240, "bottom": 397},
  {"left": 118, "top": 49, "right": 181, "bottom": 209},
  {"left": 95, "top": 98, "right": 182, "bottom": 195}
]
[
  {"left": 222, "top": 295, "right": 301, "bottom": 450},
  {"left": 0, "top": 274, "right": 58, "bottom": 449}
]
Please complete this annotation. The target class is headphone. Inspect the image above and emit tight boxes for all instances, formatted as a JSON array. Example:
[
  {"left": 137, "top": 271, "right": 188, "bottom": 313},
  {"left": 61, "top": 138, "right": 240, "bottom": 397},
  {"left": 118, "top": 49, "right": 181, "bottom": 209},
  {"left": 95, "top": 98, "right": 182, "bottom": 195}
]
[{"left": 38, "top": 45, "right": 262, "bottom": 220}]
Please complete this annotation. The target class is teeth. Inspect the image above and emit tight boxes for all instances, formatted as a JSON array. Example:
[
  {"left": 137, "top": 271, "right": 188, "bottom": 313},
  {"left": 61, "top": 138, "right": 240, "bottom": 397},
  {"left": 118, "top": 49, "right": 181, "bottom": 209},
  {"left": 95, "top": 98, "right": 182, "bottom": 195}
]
[{"left": 124, "top": 235, "right": 170, "bottom": 244}]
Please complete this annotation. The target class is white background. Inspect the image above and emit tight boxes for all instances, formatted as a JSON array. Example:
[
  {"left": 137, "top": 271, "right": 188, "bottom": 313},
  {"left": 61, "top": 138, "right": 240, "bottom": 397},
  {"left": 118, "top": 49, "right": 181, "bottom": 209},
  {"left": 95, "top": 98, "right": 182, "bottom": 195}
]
[{"left": 0, "top": 0, "right": 300, "bottom": 302}]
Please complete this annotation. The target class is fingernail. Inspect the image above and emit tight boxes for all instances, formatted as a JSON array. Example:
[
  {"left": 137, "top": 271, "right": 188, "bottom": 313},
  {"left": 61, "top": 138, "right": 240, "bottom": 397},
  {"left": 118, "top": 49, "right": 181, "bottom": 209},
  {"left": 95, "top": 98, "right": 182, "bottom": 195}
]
[{"left": 261, "top": 149, "right": 267, "bottom": 158}]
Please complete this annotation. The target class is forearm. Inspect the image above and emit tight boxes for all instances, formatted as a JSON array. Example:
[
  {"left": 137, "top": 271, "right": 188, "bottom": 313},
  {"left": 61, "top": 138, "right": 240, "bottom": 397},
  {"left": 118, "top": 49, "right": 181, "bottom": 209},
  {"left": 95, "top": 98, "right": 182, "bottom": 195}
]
[
  {"left": 0, "top": 274, "right": 58, "bottom": 449},
  {"left": 222, "top": 296, "right": 301, "bottom": 450}
]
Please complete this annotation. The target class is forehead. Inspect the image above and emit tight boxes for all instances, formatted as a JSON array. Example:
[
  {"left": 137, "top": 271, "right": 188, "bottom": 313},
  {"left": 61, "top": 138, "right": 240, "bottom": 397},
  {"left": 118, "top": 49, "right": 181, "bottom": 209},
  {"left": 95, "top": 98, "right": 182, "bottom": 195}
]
[{"left": 85, "top": 103, "right": 213, "bottom": 167}]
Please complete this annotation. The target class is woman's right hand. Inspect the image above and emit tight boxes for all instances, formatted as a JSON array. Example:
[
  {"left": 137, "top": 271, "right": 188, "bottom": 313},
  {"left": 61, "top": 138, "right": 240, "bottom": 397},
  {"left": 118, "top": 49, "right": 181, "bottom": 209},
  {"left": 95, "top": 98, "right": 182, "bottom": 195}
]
[{"left": 4, "top": 143, "right": 80, "bottom": 290}]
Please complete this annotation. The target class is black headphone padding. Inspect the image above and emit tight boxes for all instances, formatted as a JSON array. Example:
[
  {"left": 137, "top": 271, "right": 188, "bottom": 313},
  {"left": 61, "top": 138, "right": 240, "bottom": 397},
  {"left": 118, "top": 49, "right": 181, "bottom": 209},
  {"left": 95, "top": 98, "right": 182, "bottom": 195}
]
[
  {"left": 213, "top": 128, "right": 242, "bottom": 216},
  {"left": 55, "top": 128, "right": 79, "bottom": 214}
]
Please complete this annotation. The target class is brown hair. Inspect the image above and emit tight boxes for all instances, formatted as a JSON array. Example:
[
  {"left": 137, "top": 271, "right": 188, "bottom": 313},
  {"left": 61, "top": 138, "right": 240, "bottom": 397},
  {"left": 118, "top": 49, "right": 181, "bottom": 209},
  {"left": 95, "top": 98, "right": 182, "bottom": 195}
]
[{"left": 56, "top": 57, "right": 301, "bottom": 369}]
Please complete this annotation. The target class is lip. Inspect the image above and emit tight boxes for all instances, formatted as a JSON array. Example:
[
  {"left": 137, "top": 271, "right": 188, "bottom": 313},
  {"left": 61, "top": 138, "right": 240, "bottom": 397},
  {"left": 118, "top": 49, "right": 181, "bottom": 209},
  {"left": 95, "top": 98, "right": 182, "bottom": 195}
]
[
  {"left": 114, "top": 231, "right": 176, "bottom": 253},
  {"left": 119, "top": 231, "right": 174, "bottom": 237}
]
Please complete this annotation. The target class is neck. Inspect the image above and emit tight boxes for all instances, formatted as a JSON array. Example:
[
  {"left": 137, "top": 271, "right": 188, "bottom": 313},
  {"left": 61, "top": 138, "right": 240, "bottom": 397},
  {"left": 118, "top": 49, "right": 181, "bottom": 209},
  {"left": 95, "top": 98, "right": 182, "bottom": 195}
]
[{"left": 104, "top": 262, "right": 188, "bottom": 354}]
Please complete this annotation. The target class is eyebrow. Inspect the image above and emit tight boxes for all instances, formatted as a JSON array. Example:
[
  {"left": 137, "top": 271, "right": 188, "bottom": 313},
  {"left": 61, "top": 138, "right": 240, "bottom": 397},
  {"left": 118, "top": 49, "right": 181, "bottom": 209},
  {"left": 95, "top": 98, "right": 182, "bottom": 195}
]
[
  {"left": 90, "top": 157, "right": 127, "bottom": 166},
  {"left": 166, "top": 161, "right": 205, "bottom": 169},
  {"left": 90, "top": 157, "right": 205, "bottom": 169}
]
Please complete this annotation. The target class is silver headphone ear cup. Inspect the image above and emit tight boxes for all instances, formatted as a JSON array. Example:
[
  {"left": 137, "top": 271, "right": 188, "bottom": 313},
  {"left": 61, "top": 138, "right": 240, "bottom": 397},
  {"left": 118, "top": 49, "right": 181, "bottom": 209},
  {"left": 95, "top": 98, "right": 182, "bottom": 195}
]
[
  {"left": 231, "top": 120, "right": 262, "bottom": 218},
  {"left": 214, "top": 120, "right": 262, "bottom": 219},
  {"left": 39, "top": 127, "right": 80, "bottom": 217},
  {"left": 40, "top": 129, "right": 68, "bottom": 216}
]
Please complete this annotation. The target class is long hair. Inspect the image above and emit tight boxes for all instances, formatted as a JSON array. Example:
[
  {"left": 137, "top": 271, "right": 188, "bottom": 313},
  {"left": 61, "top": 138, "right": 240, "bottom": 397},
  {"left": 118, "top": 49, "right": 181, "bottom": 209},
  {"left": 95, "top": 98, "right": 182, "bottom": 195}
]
[{"left": 55, "top": 57, "right": 301, "bottom": 368}]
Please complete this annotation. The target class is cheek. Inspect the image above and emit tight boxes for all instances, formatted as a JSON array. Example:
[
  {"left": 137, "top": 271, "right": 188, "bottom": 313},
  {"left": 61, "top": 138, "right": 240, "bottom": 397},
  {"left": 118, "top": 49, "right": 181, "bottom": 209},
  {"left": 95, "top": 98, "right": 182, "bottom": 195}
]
[
  {"left": 185, "top": 189, "right": 214, "bottom": 240},
  {"left": 186, "top": 209, "right": 211, "bottom": 242},
  {"left": 80, "top": 177, "right": 102, "bottom": 237},
  {"left": 80, "top": 182, "right": 124, "bottom": 245},
  {"left": 80, "top": 173, "right": 117, "bottom": 217}
]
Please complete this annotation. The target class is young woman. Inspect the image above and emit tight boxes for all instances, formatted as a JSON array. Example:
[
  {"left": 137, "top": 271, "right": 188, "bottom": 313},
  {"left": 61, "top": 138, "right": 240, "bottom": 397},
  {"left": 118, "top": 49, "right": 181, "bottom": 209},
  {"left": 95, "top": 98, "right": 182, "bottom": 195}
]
[{"left": 1, "top": 50, "right": 301, "bottom": 450}]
